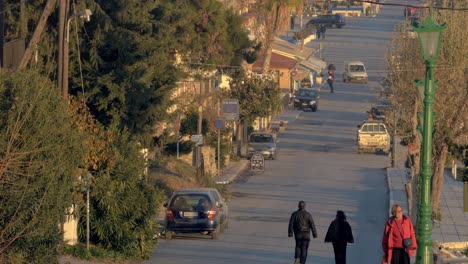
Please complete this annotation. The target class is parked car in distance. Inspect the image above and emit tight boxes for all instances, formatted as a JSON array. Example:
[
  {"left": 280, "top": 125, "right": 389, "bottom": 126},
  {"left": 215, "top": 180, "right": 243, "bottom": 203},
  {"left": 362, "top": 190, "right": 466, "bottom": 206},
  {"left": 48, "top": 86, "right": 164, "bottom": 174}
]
[
  {"left": 164, "top": 188, "right": 228, "bottom": 240},
  {"left": 368, "top": 104, "right": 391, "bottom": 123},
  {"left": 401, "top": 27, "right": 416, "bottom": 39},
  {"left": 343, "top": 61, "right": 368, "bottom": 84},
  {"left": 293, "top": 88, "right": 320, "bottom": 112},
  {"left": 356, "top": 120, "right": 390, "bottom": 154},
  {"left": 247, "top": 131, "right": 278, "bottom": 160},
  {"left": 307, "top": 14, "right": 346, "bottom": 28}
]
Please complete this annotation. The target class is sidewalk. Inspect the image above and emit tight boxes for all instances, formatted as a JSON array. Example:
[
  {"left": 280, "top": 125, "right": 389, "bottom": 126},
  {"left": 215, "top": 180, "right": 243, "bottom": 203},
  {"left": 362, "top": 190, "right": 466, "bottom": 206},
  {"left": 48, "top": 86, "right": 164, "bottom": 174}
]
[{"left": 387, "top": 137, "right": 468, "bottom": 261}]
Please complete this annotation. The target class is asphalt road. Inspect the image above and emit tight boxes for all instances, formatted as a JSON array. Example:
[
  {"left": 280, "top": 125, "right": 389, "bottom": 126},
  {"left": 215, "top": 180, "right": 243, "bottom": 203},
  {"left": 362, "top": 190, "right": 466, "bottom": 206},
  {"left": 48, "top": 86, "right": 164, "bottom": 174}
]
[{"left": 146, "top": 2, "right": 405, "bottom": 264}]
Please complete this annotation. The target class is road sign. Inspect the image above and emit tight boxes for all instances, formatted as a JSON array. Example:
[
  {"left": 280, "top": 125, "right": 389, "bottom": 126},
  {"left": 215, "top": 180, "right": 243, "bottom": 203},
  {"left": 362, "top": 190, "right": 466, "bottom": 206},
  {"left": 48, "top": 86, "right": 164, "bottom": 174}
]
[
  {"left": 190, "top": 134, "right": 203, "bottom": 145},
  {"left": 222, "top": 99, "right": 239, "bottom": 121},
  {"left": 250, "top": 154, "right": 264, "bottom": 172},
  {"left": 214, "top": 119, "right": 225, "bottom": 129}
]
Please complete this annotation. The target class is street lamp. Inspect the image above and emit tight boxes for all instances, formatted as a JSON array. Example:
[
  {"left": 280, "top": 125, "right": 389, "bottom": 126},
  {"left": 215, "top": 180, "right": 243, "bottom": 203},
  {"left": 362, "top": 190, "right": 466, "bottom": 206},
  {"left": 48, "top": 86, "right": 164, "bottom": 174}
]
[
  {"left": 62, "top": 8, "right": 92, "bottom": 99},
  {"left": 412, "top": 6, "right": 446, "bottom": 264}
]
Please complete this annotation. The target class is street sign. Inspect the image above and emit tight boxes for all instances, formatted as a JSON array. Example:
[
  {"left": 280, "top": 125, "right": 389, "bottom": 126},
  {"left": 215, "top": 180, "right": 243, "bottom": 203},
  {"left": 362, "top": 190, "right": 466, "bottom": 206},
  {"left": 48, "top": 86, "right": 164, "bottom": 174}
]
[
  {"left": 214, "top": 119, "right": 225, "bottom": 129},
  {"left": 190, "top": 134, "right": 203, "bottom": 146},
  {"left": 250, "top": 154, "right": 264, "bottom": 172},
  {"left": 222, "top": 99, "right": 239, "bottom": 121}
]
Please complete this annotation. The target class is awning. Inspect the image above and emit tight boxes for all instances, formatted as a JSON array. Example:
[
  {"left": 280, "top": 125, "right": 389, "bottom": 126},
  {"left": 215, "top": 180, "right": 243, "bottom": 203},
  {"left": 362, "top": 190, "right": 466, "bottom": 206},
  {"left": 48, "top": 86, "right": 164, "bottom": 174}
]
[{"left": 299, "top": 57, "right": 327, "bottom": 73}]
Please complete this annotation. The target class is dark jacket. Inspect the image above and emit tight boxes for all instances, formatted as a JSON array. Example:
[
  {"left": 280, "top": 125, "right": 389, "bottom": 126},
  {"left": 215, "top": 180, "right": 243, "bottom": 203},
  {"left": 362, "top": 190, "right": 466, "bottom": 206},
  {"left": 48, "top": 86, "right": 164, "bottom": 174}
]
[
  {"left": 288, "top": 209, "right": 317, "bottom": 240},
  {"left": 324, "top": 219, "right": 354, "bottom": 243}
]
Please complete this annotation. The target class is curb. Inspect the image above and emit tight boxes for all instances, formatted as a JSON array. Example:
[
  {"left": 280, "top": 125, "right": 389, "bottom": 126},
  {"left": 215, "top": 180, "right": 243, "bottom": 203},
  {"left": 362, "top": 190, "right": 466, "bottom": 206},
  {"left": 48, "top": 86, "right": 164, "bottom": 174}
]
[
  {"left": 215, "top": 160, "right": 250, "bottom": 185},
  {"left": 386, "top": 167, "right": 394, "bottom": 217}
]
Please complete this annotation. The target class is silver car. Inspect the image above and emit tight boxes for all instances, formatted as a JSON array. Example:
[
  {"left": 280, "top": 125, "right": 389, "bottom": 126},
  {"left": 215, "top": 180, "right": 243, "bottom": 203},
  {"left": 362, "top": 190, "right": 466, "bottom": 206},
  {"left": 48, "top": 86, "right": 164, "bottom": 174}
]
[
  {"left": 343, "top": 61, "right": 368, "bottom": 84},
  {"left": 247, "top": 132, "right": 278, "bottom": 160}
]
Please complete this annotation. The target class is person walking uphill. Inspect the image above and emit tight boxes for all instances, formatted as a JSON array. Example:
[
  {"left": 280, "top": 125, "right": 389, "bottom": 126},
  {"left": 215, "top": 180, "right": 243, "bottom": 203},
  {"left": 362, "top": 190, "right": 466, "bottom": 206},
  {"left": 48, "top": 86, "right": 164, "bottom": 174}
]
[
  {"left": 288, "top": 201, "right": 317, "bottom": 264},
  {"left": 325, "top": 210, "right": 354, "bottom": 264},
  {"left": 381, "top": 204, "right": 417, "bottom": 264}
]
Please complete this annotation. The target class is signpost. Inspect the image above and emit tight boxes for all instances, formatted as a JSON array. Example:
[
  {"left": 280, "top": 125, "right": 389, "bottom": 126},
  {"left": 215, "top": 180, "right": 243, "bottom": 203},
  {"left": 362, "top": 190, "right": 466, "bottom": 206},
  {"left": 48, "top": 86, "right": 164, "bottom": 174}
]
[{"left": 250, "top": 154, "right": 265, "bottom": 172}]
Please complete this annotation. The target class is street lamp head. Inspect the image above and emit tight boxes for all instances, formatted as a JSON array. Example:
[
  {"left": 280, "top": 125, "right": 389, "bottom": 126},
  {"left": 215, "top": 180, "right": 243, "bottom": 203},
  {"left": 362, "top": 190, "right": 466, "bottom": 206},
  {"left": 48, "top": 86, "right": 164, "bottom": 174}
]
[
  {"left": 77, "top": 9, "right": 92, "bottom": 22},
  {"left": 412, "top": 6, "right": 446, "bottom": 62}
]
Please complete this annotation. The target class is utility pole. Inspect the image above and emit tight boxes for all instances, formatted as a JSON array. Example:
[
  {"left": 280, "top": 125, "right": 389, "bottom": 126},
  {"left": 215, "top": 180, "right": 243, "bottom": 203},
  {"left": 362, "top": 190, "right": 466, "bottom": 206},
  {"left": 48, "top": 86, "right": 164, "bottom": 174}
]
[
  {"left": 0, "top": 0, "right": 4, "bottom": 68},
  {"left": 58, "top": 0, "right": 66, "bottom": 96},
  {"left": 62, "top": 0, "right": 70, "bottom": 99},
  {"left": 18, "top": 0, "right": 58, "bottom": 70},
  {"left": 196, "top": 80, "right": 203, "bottom": 181},
  {"left": 20, "top": 0, "right": 26, "bottom": 39}
]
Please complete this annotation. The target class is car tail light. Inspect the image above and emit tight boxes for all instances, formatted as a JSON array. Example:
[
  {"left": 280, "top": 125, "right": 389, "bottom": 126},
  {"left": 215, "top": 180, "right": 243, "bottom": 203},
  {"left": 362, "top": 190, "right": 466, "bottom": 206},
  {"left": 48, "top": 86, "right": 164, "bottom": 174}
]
[
  {"left": 207, "top": 208, "right": 216, "bottom": 219},
  {"left": 166, "top": 209, "right": 174, "bottom": 218}
]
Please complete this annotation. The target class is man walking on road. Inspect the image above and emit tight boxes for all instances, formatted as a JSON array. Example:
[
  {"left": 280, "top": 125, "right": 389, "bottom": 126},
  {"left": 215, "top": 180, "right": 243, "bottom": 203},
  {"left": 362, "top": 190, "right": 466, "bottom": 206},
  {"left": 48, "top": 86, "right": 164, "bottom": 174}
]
[{"left": 288, "top": 201, "right": 318, "bottom": 264}]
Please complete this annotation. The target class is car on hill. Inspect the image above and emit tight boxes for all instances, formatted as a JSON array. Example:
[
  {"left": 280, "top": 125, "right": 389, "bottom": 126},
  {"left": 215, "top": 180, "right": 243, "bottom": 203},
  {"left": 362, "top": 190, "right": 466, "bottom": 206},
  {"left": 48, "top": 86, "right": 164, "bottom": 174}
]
[
  {"left": 293, "top": 88, "right": 320, "bottom": 112},
  {"left": 164, "top": 188, "right": 228, "bottom": 239},
  {"left": 356, "top": 120, "right": 391, "bottom": 154},
  {"left": 247, "top": 131, "right": 278, "bottom": 160},
  {"left": 343, "top": 61, "right": 368, "bottom": 84},
  {"left": 307, "top": 14, "right": 346, "bottom": 28}
]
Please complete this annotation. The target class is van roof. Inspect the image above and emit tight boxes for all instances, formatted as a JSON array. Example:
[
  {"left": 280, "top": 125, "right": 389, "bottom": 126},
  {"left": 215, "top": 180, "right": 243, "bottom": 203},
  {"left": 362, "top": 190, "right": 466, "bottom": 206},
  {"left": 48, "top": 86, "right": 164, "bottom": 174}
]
[{"left": 345, "top": 61, "right": 365, "bottom": 65}]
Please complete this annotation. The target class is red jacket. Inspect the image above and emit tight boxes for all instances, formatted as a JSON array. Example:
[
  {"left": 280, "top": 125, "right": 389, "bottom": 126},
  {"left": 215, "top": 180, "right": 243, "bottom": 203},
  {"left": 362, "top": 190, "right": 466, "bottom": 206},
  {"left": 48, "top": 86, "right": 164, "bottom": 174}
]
[{"left": 381, "top": 215, "right": 417, "bottom": 263}]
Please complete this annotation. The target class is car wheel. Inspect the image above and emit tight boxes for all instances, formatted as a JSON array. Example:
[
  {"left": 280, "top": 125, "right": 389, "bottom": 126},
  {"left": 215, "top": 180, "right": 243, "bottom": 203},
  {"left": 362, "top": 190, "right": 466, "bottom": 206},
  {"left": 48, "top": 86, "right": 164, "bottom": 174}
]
[
  {"left": 337, "top": 25, "right": 342, "bottom": 28},
  {"left": 312, "top": 106, "right": 318, "bottom": 112},
  {"left": 343, "top": 78, "right": 346, "bottom": 83},
  {"left": 211, "top": 226, "right": 220, "bottom": 239},
  {"left": 165, "top": 230, "right": 172, "bottom": 240}
]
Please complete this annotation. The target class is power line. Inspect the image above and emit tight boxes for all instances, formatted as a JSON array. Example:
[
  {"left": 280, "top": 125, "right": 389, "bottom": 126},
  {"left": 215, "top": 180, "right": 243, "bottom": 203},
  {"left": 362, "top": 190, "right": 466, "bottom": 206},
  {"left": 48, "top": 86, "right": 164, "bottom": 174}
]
[{"left": 353, "top": 0, "right": 468, "bottom": 11}]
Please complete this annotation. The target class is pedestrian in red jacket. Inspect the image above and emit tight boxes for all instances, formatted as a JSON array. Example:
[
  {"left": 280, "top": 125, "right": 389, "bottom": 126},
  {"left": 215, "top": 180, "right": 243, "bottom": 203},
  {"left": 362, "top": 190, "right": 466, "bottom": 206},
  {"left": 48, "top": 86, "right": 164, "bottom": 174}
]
[{"left": 381, "top": 204, "right": 417, "bottom": 264}]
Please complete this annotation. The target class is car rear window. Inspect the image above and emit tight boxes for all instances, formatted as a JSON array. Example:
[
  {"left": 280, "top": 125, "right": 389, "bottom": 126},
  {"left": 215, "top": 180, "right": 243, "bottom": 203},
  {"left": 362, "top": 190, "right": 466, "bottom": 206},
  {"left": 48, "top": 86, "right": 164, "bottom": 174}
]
[
  {"left": 170, "top": 194, "right": 213, "bottom": 211},
  {"left": 362, "top": 124, "right": 387, "bottom": 132},
  {"left": 250, "top": 134, "right": 274, "bottom": 143}
]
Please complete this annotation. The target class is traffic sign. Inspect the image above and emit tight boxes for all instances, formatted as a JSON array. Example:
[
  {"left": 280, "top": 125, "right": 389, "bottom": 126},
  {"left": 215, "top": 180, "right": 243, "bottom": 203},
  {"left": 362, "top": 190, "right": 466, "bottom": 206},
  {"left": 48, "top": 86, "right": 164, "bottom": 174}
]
[
  {"left": 214, "top": 119, "right": 225, "bottom": 129},
  {"left": 222, "top": 99, "right": 239, "bottom": 121},
  {"left": 190, "top": 134, "right": 203, "bottom": 145},
  {"left": 250, "top": 154, "right": 265, "bottom": 172}
]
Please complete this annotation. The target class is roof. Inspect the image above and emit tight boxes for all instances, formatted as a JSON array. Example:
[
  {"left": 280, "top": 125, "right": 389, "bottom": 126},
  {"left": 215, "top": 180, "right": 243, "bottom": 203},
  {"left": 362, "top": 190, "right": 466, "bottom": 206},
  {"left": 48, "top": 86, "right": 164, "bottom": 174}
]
[
  {"left": 252, "top": 51, "right": 296, "bottom": 70},
  {"left": 272, "top": 37, "right": 315, "bottom": 60},
  {"left": 345, "top": 61, "right": 365, "bottom": 65},
  {"left": 300, "top": 56, "right": 327, "bottom": 72}
]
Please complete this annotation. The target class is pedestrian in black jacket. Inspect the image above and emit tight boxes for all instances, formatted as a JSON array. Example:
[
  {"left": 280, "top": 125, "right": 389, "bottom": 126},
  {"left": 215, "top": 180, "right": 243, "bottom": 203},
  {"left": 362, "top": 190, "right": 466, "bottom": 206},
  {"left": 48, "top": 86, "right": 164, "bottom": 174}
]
[
  {"left": 288, "top": 201, "right": 317, "bottom": 264},
  {"left": 325, "top": 210, "right": 354, "bottom": 264}
]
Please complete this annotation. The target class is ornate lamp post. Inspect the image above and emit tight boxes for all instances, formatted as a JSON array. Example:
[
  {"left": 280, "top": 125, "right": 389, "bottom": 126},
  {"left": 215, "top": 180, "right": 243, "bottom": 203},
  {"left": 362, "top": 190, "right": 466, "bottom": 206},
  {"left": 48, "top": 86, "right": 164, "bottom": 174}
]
[{"left": 412, "top": 6, "right": 446, "bottom": 264}]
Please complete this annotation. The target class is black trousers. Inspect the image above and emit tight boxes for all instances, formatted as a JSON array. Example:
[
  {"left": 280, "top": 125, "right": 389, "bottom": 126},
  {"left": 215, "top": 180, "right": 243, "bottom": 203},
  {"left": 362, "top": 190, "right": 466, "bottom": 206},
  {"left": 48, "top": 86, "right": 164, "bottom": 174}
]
[
  {"left": 295, "top": 239, "right": 310, "bottom": 264},
  {"left": 391, "top": 248, "right": 410, "bottom": 264},
  {"left": 332, "top": 241, "right": 347, "bottom": 264}
]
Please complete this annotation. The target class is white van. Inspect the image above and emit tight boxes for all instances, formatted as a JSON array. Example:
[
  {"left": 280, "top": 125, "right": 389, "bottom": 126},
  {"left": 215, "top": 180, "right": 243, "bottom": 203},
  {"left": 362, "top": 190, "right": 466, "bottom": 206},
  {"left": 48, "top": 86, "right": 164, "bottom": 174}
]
[{"left": 343, "top": 61, "right": 368, "bottom": 84}]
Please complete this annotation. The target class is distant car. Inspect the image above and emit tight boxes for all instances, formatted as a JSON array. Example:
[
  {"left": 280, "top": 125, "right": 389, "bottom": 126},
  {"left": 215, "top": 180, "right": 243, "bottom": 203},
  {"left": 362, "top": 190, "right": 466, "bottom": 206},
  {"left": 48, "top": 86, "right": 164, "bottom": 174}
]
[
  {"left": 307, "top": 14, "right": 346, "bottom": 28},
  {"left": 401, "top": 27, "right": 416, "bottom": 39},
  {"left": 343, "top": 61, "right": 368, "bottom": 84},
  {"left": 164, "top": 188, "right": 228, "bottom": 239},
  {"left": 356, "top": 120, "right": 391, "bottom": 154},
  {"left": 368, "top": 104, "right": 391, "bottom": 123},
  {"left": 247, "top": 131, "right": 278, "bottom": 160},
  {"left": 293, "top": 88, "right": 320, "bottom": 112}
]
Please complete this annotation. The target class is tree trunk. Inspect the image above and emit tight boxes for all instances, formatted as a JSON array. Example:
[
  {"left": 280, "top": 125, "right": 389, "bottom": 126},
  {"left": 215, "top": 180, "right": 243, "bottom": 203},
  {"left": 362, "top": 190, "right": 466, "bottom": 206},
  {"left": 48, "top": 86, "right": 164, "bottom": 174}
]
[
  {"left": 431, "top": 144, "right": 448, "bottom": 214},
  {"left": 17, "top": 0, "right": 58, "bottom": 69},
  {"left": 261, "top": 5, "right": 281, "bottom": 73}
]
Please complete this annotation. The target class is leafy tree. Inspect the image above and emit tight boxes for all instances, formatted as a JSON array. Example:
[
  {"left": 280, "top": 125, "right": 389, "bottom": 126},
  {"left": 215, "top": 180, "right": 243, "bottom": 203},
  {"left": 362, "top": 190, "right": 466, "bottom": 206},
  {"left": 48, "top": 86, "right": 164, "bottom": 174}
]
[
  {"left": 78, "top": 127, "right": 163, "bottom": 259},
  {"left": 0, "top": 70, "right": 86, "bottom": 262},
  {"left": 225, "top": 69, "right": 282, "bottom": 124}
]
